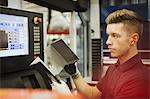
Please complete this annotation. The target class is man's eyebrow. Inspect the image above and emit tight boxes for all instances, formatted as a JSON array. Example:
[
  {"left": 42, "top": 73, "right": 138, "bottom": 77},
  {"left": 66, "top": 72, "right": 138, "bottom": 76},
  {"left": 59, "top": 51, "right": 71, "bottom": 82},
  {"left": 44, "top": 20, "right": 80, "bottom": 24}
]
[{"left": 108, "top": 32, "right": 119, "bottom": 35}]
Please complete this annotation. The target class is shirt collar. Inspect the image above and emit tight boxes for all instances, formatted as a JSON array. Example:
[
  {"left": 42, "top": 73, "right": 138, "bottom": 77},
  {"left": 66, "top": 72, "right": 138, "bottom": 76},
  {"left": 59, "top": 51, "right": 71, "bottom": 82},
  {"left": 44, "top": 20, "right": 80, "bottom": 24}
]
[{"left": 115, "top": 53, "right": 141, "bottom": 72}]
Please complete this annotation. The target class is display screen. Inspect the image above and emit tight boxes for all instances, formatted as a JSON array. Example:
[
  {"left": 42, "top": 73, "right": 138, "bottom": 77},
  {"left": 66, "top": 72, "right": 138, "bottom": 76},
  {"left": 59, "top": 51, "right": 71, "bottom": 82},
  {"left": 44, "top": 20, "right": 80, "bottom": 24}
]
[{"left": 0, "top": 14, "right": 29, "bottom": 57}]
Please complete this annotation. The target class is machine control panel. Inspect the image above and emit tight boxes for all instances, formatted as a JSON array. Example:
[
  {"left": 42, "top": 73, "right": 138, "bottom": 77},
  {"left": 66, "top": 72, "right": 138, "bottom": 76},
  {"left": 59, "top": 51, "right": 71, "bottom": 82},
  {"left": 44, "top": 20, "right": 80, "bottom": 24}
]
[{"left": 32, "top": 16, "right": 43, "bottom": 59}]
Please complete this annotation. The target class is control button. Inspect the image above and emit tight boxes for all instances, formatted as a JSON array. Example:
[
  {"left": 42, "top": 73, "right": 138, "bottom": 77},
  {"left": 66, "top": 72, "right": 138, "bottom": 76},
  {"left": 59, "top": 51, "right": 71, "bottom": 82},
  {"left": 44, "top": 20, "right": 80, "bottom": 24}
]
[
  {"left": 36, "top": 52, "right": 40, "bottom": 54},
  {"left": 34, "top": 55, "right": 38, "bottom": 59},
  {"left": 33, "top": 17, "right": 42, "bottom": 24},
  {"left": 33, "top": 17, "right": 39, "bottom": 24},
  {"left": 34, "top": 45, "right": 40, "bottom": 49},
  {"left": 38, "top": 18, "right": 42, "bottom": 23},
  {"left": 34, "top": 52, "right": 37, "bottom": 55}
]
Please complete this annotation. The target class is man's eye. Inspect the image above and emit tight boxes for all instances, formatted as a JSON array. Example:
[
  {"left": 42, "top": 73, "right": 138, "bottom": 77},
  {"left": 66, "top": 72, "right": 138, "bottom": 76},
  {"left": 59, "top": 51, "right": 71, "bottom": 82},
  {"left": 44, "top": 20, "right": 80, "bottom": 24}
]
[{"left": 112, "top": 34, "right": 120, "bottom": 38}]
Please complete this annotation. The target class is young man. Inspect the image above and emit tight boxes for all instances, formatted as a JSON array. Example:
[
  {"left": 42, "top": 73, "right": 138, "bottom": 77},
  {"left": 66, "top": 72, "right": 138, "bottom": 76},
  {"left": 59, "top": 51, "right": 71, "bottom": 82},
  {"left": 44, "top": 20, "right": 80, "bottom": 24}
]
[{"left": 65, "top": 9, "right": 149, "bottom": 99}]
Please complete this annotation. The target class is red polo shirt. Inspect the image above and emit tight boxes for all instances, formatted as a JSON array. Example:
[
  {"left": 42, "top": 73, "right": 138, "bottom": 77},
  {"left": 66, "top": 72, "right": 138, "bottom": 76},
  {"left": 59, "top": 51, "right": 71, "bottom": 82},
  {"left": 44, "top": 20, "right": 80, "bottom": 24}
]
[{"left": 97, "top": 54, "right": 150, "bottom": 99}]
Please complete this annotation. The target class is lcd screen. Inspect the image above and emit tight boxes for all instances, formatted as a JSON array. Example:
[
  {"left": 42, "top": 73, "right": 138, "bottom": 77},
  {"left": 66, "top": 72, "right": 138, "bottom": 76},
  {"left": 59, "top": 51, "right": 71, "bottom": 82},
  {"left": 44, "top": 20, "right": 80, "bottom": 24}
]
[{"left": 0, "top": 14, "right": 29, "bottom": 57}]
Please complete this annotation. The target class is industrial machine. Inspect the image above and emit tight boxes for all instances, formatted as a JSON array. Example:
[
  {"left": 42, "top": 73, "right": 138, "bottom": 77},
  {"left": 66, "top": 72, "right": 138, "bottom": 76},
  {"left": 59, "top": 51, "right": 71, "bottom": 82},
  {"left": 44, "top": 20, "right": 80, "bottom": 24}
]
[{"left": 0, "top": 7, "right": 51, "bottom": 89}]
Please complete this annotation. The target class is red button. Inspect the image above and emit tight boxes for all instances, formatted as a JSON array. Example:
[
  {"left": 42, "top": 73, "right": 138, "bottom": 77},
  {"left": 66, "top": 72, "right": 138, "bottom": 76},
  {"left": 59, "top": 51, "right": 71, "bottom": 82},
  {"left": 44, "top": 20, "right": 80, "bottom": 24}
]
[{"left": 34, "top": 56, "right": 38, "bottom": 59}]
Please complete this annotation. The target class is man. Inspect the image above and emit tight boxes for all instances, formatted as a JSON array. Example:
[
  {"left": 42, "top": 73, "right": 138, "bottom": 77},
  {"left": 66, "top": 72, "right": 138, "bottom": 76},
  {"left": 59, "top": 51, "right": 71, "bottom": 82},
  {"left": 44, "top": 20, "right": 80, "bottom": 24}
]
[{"left": 64, "top": 9, "right": 149, "bottom": 99}]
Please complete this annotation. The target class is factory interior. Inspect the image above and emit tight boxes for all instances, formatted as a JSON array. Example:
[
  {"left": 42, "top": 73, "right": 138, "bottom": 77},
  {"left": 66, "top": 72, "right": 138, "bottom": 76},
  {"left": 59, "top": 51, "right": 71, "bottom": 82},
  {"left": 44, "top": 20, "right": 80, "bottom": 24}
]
[{"left": 0, "top": 0, "right": 149, "bottom": 98}]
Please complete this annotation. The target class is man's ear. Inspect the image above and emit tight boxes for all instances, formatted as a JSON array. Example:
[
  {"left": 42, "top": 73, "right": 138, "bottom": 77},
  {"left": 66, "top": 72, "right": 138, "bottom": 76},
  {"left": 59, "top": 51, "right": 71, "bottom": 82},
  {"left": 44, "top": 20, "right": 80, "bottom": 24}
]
[{"left": 130, "top": 33, "right": 139, "bottom": 45}]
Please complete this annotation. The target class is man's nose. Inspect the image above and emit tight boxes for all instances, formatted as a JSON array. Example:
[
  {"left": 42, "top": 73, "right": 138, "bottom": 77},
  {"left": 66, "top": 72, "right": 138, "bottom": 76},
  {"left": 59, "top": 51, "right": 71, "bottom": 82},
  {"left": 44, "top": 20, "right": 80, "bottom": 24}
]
[{"left": 106, "top": 36, "right": 112, "bottom": 45}]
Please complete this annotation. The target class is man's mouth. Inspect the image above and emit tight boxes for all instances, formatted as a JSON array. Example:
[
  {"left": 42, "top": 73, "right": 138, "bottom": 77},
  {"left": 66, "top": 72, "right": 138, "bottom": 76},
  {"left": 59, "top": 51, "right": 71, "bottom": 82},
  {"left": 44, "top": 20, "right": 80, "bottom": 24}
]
[{"left": 108, "top": 48, "right": 115, "bottom": 52}]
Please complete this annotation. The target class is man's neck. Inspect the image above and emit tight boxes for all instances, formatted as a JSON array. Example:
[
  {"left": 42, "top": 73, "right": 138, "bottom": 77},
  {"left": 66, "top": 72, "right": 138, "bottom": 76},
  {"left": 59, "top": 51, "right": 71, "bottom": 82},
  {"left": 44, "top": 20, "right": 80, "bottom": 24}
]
[{"left": 118, "top": 47, "right": 138, "bottom": 65}]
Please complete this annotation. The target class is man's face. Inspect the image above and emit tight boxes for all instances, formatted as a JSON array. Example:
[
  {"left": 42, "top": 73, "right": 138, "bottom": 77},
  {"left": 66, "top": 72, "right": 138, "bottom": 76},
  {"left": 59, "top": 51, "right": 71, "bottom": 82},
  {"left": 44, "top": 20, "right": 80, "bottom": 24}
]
[{"left": 106, "top": 23, "right": 132, "bottom": 58}]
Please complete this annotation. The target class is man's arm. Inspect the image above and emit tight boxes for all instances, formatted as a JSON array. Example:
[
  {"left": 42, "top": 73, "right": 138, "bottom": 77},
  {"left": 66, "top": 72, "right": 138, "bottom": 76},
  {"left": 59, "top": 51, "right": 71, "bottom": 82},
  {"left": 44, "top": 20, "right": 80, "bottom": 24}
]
[
  {"left": 64, "top": 64, "right": 102, "bottom": 99},
  {"left": 73, "top": 74, "right": 102, "bottom": 99}
]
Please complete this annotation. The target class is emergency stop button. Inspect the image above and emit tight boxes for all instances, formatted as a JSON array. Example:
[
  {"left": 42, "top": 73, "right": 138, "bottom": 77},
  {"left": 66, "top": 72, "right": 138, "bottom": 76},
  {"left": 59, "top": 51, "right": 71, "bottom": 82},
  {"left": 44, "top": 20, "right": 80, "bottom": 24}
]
[{"left": 33, "top": 17, "right": 42, "bottom": 24}]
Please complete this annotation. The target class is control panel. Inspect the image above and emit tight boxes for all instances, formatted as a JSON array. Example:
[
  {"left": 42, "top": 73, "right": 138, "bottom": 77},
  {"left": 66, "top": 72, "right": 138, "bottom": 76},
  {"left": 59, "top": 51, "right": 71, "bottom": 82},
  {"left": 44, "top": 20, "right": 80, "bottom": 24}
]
[
  {"left": 32, "top": 16, "right": 43, "bottom": 59},
  {"left": 0, "top": 7, "right": 44, "bottom": 73}
]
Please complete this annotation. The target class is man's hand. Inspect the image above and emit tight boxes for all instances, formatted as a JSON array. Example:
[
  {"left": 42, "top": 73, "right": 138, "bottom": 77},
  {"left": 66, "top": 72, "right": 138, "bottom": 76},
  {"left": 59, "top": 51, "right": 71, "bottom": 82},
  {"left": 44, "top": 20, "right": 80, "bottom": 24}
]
[
  {"left": 52, "top": 80, "right": 72, "bottom": 95},
  {"left": 64, "top": 63, "right": 80, "bottom": 79}
]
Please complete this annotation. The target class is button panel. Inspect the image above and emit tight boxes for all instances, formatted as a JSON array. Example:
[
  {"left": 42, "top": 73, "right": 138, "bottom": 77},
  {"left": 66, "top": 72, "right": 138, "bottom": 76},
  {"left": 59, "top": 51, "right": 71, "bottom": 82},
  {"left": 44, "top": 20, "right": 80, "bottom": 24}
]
[{"left": 33, "top": 26, "right": 41, "bottom": 55}]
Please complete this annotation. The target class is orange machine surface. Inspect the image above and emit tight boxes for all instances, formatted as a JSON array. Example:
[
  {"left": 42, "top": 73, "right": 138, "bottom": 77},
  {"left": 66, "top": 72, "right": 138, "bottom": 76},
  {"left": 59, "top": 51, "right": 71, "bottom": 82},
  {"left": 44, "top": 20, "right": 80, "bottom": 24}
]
[{"left": 0, "top": 88, "right": 85, "bottom": 99}]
